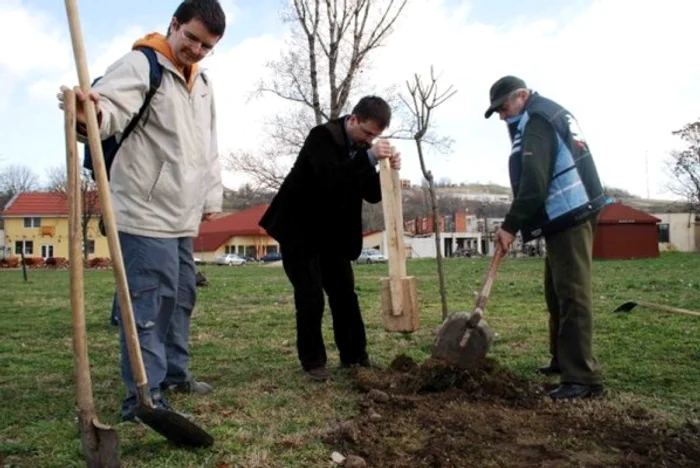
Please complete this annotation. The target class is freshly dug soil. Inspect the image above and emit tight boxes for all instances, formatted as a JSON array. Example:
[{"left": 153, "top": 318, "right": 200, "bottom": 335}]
[{"left": 324, "top": 355, "right": 700, "bottom": 467}]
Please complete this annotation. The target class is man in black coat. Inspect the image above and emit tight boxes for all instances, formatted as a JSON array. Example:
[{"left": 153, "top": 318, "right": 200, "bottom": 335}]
[{"left": 259, "top": 96, "right": 401, "bottom": 381}]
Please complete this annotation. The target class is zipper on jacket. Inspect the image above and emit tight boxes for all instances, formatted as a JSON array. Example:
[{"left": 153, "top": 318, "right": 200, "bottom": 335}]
[{"left": 147, "top": 162, "right": 165, "bottom": 201}]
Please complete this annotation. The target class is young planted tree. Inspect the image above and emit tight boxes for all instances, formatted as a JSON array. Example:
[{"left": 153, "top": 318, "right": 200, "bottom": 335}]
[
  {"left": 45, "top": 166, "right": 100, "bottom": 261},
  {"left": 227, "top": 0, "right": 408, "bottom": 190},
  {"left": 399, "top": 67, "right": 456, "bottom": 320},
  {"left": 667, "top": 120, "right": 700, "bottom": 212}
]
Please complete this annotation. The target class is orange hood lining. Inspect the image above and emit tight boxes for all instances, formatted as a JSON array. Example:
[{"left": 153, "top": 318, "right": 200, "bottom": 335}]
[{"left": 133, "top": 33, "right": 198, "bottom": 91}]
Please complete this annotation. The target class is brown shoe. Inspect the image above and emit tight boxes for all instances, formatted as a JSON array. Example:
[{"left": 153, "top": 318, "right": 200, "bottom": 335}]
[{"left": 305, "top": 366, "right": 330, "bottom": 382}]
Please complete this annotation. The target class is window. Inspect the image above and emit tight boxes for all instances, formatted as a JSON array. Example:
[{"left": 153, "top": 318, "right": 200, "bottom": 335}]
[
  {"left": 15, "top": 240, "right": 33, "bottom": 255},
  {"left": 267, "top": 245, "right": 278, "bottom": 254},
  {"left": 238, "top": 245, "right": 245, "bottom": 256},
  {"left": 658, "top": 223, "right": 670, "bottom": 243},
  {"left": 23, "top": 217, "right": 41, "bottom": 228},
  {"left": 83, "top": 240, "right": 95, "bottom": 254},
  {"left": 40, "top": 244, "right": 54, "bottom": 258}
]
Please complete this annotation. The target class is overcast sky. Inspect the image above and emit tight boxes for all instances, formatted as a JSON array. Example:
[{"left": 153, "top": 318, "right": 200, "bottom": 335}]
[{"left": 2, "top": 0, "right": 698, "bottom": 199}]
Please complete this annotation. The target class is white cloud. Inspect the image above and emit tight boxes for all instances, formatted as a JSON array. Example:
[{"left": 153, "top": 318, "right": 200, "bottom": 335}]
[
  {"left": 5, "top": 0, "right": 700, "bottom": 200},
  {"left": 0, "top": 0, "right": 72, "bottom": 75},
  {"left": 365, "top": 0, "right": 700, "bottom": 198}
]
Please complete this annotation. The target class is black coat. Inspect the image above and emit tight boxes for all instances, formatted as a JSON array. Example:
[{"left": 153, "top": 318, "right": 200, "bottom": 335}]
[{"left": 259, "top": 117, "right": 381, "bottom": 260}]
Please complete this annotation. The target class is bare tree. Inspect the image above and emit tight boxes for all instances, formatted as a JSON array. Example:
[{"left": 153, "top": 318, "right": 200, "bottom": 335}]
[
  {"left": 667, "top": 120, "right": 700, "bottom": 212},
  {"left": 400, "top": 67, "right": 457, "bottom": 320},
  {"left": 228, "top": 0, "right": 409, "bottom": 189},
  {"left": 0, "top": 164, "right": 39, "bottom": 199},
  {"left": 45, "top": 165, "right": 101, "bottom": 261}
]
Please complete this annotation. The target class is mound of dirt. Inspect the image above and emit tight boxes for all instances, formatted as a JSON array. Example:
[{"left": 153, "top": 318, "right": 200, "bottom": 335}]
[{"left": 324, "top": 355, "right": 700, "bottom": 467}]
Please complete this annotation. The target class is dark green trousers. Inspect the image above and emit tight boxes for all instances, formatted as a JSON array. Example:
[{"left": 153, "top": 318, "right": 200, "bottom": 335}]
[{"left": 544, "top": 215, "right": 602, "bottom": 386}]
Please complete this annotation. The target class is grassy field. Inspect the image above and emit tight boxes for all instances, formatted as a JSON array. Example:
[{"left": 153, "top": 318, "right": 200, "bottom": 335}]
[{"left": 1, "top": 252, "right": 699, "bottom": 467}]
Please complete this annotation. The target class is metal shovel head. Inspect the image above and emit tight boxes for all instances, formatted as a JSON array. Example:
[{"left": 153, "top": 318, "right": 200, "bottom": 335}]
[
  {"left": 134, "top": 405, "right": 214, "bottom": 448},
  {"left": 78, "top": 415, "right": 120, "bottom": 468},
  {"left": 432, "top": 311, "right": 495, "bottom": 370}
]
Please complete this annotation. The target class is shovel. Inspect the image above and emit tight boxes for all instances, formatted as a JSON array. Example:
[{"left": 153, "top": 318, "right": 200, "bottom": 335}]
[
  {"left": 613, "top": 300, "right": 700, "bottom": 317},
  {"left": 64, "top": 0, "right": 213, "bottom": 448},
  {"left": 432, "top": 246, "right": 503, "bottom": 369},
  {"left": 66, "top": 89, "right": 121, "bottom": 468}
]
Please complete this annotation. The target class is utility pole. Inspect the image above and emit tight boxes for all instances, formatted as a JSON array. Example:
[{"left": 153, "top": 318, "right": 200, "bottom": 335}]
[{"left": 645, "top": 150, "right": 650, "bottom": 199}]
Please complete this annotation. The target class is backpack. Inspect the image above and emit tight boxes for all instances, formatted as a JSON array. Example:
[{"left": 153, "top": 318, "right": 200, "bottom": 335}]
[{"left": 83, "top": 46, "right": 163, "bottom": 181}]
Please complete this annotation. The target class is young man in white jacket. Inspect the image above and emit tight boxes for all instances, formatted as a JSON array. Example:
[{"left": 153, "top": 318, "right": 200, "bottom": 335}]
[{"left": 58, "top": 0, "right": 225, "bottom": 421}]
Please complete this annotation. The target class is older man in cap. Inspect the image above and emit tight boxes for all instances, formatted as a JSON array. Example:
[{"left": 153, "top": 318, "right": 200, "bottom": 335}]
[{"left": 485, "top": 75, "right": 606, "bottom": 400}]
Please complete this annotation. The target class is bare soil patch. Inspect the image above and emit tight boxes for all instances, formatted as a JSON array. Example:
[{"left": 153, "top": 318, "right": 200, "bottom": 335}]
[{"left": 324, "top": 355, "right": 700, "bottom": 467}]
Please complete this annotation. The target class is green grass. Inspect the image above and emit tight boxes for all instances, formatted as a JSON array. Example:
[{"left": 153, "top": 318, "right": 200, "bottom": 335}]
[{"left": 1, "top": 252, "right": 699, "bottom": 467}]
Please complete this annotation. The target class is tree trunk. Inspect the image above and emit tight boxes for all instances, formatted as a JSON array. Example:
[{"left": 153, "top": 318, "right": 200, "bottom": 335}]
[{"left": 415, "top": 139, "right": 449, "bottom": 320}]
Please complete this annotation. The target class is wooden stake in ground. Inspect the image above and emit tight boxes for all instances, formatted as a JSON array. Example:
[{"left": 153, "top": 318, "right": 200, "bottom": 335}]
[
  {"left": 65, "top": 89, "right": 121, "bottom": 468},
  {"left": 379, "top": 157, "right": 420, "bottom": 332}
]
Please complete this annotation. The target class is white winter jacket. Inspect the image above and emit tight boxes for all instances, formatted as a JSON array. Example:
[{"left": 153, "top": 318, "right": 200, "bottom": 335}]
[{"left": 88, "top": 37, "right": 222, "bottom": 238}]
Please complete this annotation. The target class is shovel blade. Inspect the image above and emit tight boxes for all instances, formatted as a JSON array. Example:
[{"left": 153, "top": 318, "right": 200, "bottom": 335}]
[
  {"left": 613, "top": 301, "right": 638, "bottom": 312},
  {"left": 134, "top": 406, "right": 214, "bottom": 448},
  {"left": 432, "top": 311, "right": 495, "bottom": 369},
  {"left": 77, "top": 414, "right": 120, "bottom": 468}
]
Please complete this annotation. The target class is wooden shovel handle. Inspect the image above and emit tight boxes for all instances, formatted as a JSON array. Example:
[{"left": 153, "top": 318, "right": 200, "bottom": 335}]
[
  {"left": 66, "top": 89, "right": 96, "bottom": 415},
  {"left": 64, "top": 0, "right": 149, "bottom": 391},
  {"left": 459, "top": 245, "right": 504, "bottom": 347},
  {"left": 475, "top": 244, "right": 504, "bottom": 311}
]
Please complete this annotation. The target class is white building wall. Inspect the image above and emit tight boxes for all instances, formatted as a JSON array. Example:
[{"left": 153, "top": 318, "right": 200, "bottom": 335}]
[{"left": 654, "top": 212, "right": 698, "bottom": 252}]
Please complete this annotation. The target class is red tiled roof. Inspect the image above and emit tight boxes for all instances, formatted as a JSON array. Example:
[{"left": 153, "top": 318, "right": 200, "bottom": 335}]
[
  {"left": 193, "top": 231, "right": 234, "bottom": 252},
  {"left": 198, "top": 204, "right": 270, "bottom": 235},
  {"left": 598, "top": 202, "right": 660, "bottom": 224},
  {"left": 1, "top": 191, "right": 102, "bottom": 216},
  {"left": 193, "top": 204, "right": 271, "bottom": 252}
]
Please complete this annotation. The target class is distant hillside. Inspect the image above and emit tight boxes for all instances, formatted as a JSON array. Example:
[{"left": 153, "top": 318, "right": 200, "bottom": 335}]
[
  {"left": 615, "top": 197, "right": 693, "bottom": 214},
  {"left": 434, "top": 183, "right": 511, "bottom": 195}
]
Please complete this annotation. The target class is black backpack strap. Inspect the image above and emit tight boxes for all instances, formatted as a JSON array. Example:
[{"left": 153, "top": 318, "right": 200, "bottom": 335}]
[{"left": 113, "top": 47, "right": 163, "bottom": 154}]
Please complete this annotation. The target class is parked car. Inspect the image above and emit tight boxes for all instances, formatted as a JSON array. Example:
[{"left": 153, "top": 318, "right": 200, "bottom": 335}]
[
  {"left": 193, "top": 256, "right": 204, "bottom": 265},
  {"left": 356, "top": 249, "right": 388, "bottom": 264},
  {"left": 260, "top": 252, "right": 282, "bottom": 263},
  {"left": 214, "top": 253, "right": 246, "bottom": 266}
]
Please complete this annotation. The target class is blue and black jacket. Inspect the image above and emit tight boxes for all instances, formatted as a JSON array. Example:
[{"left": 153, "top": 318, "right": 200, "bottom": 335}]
[{"left": 503, "top": 92, "right": 606, "bottom": 242}]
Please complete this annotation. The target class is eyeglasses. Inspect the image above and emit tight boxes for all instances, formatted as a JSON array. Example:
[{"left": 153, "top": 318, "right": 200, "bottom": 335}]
[
  {"left": 179, "top": 28, "right": 215, "bottom": 56},
  {"left": 358, "top": 123, "right": 381, "bottom": 139}
]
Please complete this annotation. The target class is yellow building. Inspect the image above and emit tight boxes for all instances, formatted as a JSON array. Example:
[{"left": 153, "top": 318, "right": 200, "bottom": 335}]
[
  {"left": 194, "top": 204, "right": 279, "bottom": 262},
  {"left": 1, "top": 191, "right": 109, "bottom": 260}
]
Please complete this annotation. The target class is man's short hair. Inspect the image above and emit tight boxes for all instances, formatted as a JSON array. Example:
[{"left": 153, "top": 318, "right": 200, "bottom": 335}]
[
  {"left": 352, "top": 96, "right": 391, "bottom": 129},
  {"left": 173, "top": 0, "right": 226, "bottom": 37}
]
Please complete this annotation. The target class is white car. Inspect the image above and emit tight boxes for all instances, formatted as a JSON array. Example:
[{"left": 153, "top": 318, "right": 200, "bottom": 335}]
[
  {"left": 214, "top": 253, "right": 246, "bottom": 266},
  {"left": 356, "top": 249, "right": 388, "bottom": 264}
]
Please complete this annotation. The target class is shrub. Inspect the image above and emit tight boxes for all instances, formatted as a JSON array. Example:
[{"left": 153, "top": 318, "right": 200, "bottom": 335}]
[
  {"left": 45, "top": 257, "right": 69, "bottom": 268},
  {"left": 88, "top": 257, "right": 112, "bottom": 268}
]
